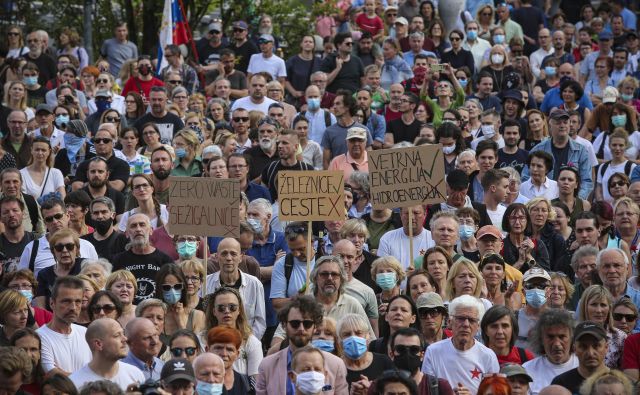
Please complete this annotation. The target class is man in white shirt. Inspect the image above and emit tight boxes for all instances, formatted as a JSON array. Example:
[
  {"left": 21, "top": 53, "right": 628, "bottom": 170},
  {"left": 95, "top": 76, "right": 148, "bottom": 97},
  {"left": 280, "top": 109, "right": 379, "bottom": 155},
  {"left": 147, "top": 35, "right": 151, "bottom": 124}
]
[
  {"left": 529, "top": 29, "right": 554, "bottom": 78},
  {"left": 300, "top": 84, "right": 336, "bottom": 144},
  {"left": 523, "top": 309, "right": 579, "bottom": 395},
  {"left": 247, "top": 34, "right": 286, "bottom": 85},
  {"left": 37, "top": 276, "right": 92, "bottom": 375},
  {"left": 462, "top": 20, "right": 491, "bottom": 72},
  {"left": 18, "top": 198, "right": 98, "bottom": 277},
  {"left": 378, "top": 204, "right": 435, "bottom": 271},
  {"left": 231, "top": 74, "right": 277, "bottom": 114},
  {"left": 70, "top": 318, "right": 145, "bottom": 391},
  {"left": 481, "top": 168, "right": 509, "bottom": 233},
  {"left": 205, "top": 237, "right": 266, "bottom": 339},
  {"left": 422, "top": 295, "right": 499, "bottom": 393}
]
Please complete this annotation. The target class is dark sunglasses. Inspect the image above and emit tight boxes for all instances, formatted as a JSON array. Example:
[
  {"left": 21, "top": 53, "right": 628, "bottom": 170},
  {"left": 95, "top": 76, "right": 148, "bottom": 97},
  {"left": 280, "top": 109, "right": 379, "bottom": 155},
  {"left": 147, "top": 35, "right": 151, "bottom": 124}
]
[
  {"left": 44, "top": 213, "right": 65, "bottom": 223},
  {"left": 418, "top": 308, "right": 442, "bottom": 318},
  {"left": 7, "top": 32, "right": 19, "bottom": 36},
  {"left": 288, "top": 319, "right": 315, "bottom": 329},
  {"left": 393, "top": 345, "right": 422, "bottom": 355},
  {"left": 233, "top": 117, "right": 249, "bottom": 123},
  {"left": 233, "top": 28, "right": 245, "bottom": 33},
  {"left": 216, "top": 303, "right": 239, "bottom": 313},
  {"left": 91, "top": 304, "right": 116, "bottom": 314},
  {"left": 613, "top": 313, "right": 637, "bottom": 322},
  {"left": 161, "top": 283, "right": 183, "bottom": 292},
  {"left": 54, "top": 243, "right": 76, "bottom": 252},
  {"left": 92, "top": 138, "right": 112, "bottom": 144},
  {"left": 105, "top": 116, "right": 120, "bottom": 123},
  {"left": 610, "top": 181, "right": 628, "bottom": 188},
  {"left": 171, "top": 347, "right": 197, "bottom": 357},
  {"left": 168, "top": 80, "right": 182, "bottom": 84},
  {"left": 96, "top": 79, "right": 109, "bottom": 84}
]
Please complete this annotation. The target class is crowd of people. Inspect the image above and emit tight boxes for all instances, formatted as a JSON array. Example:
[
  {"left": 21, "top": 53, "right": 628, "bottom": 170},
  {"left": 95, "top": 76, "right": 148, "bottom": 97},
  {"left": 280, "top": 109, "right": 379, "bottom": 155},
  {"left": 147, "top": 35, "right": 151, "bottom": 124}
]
[{"left": 0, "top": 0, "right": 640, "bottom": 394}]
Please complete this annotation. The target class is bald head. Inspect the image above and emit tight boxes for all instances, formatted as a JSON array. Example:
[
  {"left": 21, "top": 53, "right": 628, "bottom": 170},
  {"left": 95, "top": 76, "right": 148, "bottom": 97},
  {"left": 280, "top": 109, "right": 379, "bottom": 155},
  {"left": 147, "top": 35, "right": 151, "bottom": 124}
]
[
  {"left": 539, "top": 385, "right": 571, "bottom": 395},
  {"left": 125, "top": 317, "right": 155, "bottom": 338},
  {"left": 305, "top": 84, "right": 320, "bottom": 99},
  {"left": 193, "top": 352, "right": 225, "bottom": 384},
  {"left": 86, "top": 318, "right": 120, "bottom": 348},
  {"left": 218, "top": 237, "right": 241, "bottom": 252},
  {"left": 333, "top": 239, "right": 356, "bottom": 255}
]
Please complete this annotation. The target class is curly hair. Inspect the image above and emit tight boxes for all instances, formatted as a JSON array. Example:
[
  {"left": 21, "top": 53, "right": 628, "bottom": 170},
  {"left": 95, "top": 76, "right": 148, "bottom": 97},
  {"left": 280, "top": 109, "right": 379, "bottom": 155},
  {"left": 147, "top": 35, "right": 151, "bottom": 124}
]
[{"left": 529, "top": 309, "right": 575, "bottom": 355}]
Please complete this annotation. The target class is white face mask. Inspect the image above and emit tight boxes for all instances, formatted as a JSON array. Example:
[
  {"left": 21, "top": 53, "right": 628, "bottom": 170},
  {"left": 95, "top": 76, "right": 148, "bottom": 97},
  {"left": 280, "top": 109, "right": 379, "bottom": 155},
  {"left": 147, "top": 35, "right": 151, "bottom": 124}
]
[
  {"left": 295, "top": 371, "right": 326, "bottom": 395},
  {"left": 482, "top": 124, "right": 495, "bottom": 138},
  {"left": 442, "top": 144, "right": 456, "bottom": 155},
  {"left": 491, "top": 53, "right": 505, "bottom": 65}
]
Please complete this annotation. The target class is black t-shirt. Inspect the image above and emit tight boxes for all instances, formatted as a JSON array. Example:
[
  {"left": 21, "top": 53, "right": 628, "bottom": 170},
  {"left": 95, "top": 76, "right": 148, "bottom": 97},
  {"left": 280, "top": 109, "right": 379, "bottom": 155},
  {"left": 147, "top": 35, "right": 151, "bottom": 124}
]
[
  {"left": 133, "top": 112, "right": 185, "bottom": 144},
  {"left": 112, "top": 249, "right": 174, "bottom": 304},
  {"left": 387, "top": 118, "right": 422, "bottom": 144},
  {"left": 230, "top": 40, "right": 259, "bottom": 74},
  {"left": 26, "top": 53, "right": 57, "bottom": 85},
  {"left": 497, "top": 148, "right": 529, "bottom": 173},
  {"left": 205, "top": 69, "right": 247, "bottom": 90},
  {"left": 82, "top": 186, "right": 126, "bottom": 215},
  {"left": 262, "top": 160, "right": 314, "bottom": 200},
  {"left": 320, "top": 54, "right": 365, "bottom": 94},
  {"left": 227, "top": 370, "right": 253, "bottom": 395},
  {"left": 36, "top": 259, "right": 82, "bottom": 310},
  {"left": 26, "top": 86, "right": 47, "bottom": 108},
  {"left": 346, "top": 353, "right": 395, "bottom": 386},
  {"left": 551, "top": 368, "right": 586, "bottom": 394},
  {"left": 0, "top": 232, "right": 35, "bottom": 272},
  {"left": 551, "top": 142, "right": 570, "bottom": 180},
  {"left": 285, "top": 55, "right": 322, "bottom": 92},
  {"left": 197, "top": 41, "right": 226, "bottom": 66},
  {"left": 244, "top": 146, "right": 279, "bottom": 181},
  {"left": 81, "top": 230, "right": 129, "bottom": 263},
  {"left": 74, "top": 155, "right": 130, "bottom": 187}
]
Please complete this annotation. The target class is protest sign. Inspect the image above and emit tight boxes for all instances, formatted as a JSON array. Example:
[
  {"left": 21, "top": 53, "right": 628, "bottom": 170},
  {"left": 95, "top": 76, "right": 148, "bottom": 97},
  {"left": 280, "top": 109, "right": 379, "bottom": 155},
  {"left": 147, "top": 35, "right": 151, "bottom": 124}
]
[
  {"left": 368, "top": 145, "right": 446, "bottom": 209},
  {"left": 278, "top": 171, "right": 345, "bottom": 221},
  {"left": 167, "top": 177, "right": 240, "bottom": 237}
]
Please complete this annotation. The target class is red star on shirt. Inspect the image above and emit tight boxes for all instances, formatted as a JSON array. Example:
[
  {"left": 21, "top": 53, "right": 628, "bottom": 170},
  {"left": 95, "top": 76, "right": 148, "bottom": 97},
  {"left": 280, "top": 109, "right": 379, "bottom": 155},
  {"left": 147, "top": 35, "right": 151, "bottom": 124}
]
[
  {"left": 470, "top": 368, "right": 482, "bottom": 379},
  {"left": 419, "top": 249, "right": 426, "bottom": 255}
]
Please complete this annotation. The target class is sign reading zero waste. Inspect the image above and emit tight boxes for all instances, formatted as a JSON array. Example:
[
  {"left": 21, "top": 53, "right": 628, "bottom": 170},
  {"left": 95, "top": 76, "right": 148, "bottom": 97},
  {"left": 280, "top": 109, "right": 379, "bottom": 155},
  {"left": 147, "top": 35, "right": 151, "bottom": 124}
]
[{"left": 278, "top": 171, "right": 345, "bottom": 221}]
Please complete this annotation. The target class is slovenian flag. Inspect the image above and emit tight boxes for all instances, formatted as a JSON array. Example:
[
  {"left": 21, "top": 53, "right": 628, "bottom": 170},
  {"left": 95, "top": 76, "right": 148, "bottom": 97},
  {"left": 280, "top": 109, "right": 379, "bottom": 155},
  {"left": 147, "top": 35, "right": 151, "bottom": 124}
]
[{"left": 157, "top": 0, "right": 190, "bottom": 74}]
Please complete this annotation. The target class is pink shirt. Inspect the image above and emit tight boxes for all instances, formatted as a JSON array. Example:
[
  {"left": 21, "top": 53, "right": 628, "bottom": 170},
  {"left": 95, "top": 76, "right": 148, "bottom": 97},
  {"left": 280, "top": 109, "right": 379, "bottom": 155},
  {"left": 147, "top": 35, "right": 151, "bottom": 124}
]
[{"left": 328, "top": 151, "right": 369, "bottom": 179}]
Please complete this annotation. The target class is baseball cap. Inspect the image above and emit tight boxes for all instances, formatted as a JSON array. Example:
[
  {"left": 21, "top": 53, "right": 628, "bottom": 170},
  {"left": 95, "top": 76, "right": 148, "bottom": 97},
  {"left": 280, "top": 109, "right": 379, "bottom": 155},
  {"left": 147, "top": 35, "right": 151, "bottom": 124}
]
[
  {"left": 603, "top": 86, "right": 619, "bottom": 104},
  {"left": 476, "top": 225, "right": 502, "bottom": 240},
  {"left": 416, "top": 292, "right": 445, "bottom": 310},
  {"left": 232, "top": 20, "right": 248, "bottom": 30},
  {"left": 574, "top": 321, "right": 608, "bottom": 342},
  {"left": 161, "top": 358, "right": 195, "bottom": 384},
  {"left": 446, "top": 169, "right": 469, "bottom": 190},
  {"left": 549, "top": 108, "right": 570, "bottom": 120},
  {"left": 598, "top": 31, "right": 613, "bottom": 41},
  {"left": 522, "top": 266, "right": 551, "bottom": 283},
  {"left": 384, "top": 5, "right": 398, "bottom": 13},
  {"left": 346, "top": 127, "right": 367, "bottom": 140},
  {"left": 35, "top": 104, "right": 53, "bottom": 114},
  {"left": 208, "top": 22, "right": 222, "bottom": 33},
  {"left": 500, "top": 364, "right": 533, "bottom": 382},
  {"left": 502, "top": 89, "right": 523, "bottom": 105},
  {"left": 627, "top": 32, "right": 638, "bottom": 39},
  {"left": 259, "top": 34, "right": 274, "bottom": 43},
  {"left": 395, "top": 17, "right": 408, "bottom": 26},
  {"left": 95, "top": 89, "right": 113, "bottom": 99}
]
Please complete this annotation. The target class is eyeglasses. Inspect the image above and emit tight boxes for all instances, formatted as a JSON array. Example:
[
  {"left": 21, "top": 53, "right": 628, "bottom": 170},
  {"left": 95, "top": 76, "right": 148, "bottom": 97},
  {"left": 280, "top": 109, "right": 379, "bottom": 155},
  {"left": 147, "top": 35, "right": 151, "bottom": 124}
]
[
  {"left": 96, "top": 79, "right": 109, "bottom": 84},
  {"left": 185, "top": 275, "right": 201, "bottom": 283},
  {"left": 452, "top": 315, "right": 479, "bottom": 325},
  {"left": 161, "top": 283, "right": 183, "bottom": 292},
  {"left": 450, "top": 37, "right": 462, "bottom": 41},
  {"left": 524, "top": 282, "right": 550, "bottom": 290},
  {"left": 211, "top": 30, "right": 221, "bottom": 35},
  {"left": 318, "top": 271, "right": 341, "bottom": 279},
  {"left": 105, "top": 117, "right": 120, "bottom": 123},
  {"left": 481, "top": 12, "right": 492, "bottom": 16},
  {"left": 418, "top": 308, "right": 442, "bottom": 318},
  {"left": 610, "top": 181, "right": 628, "bottom": 188},
  {"left": 91, "top": 304, "right": 116, "bottom": 314},
  {"left": 7, "top": 32, "right": 19, "bottom": 36},
  {"left": 616, "top": 211, "right": 638, "bottom": 217},
  {"left": 509, "top": 215, "right": 527, "bottom": 222},
  {"left": 288, "top": 319, "right": 315, "bottom": 329},
  {"left": 216, "top": 303, "right": 239, "bottom": 313},
  {"left": 393, "top": 345, "right": 422, "bottom": 354},
  {"left": 44, "top": 213, "right": 65, "bottom": 223},
  {"left": 387, "top": 13, "right": 397, "bottom": 16},
  {"left": 613, "top": 313, "right": 637, "bottom": 322},
  {"left": 92, "top": 138, "right": 112, "bottom": 145},
  {"left": 171, "top": 347, "right": 197, "bottom": 357},
  {"left": 228, "top": 164, "right": 246, "bottom": 169},
  {"left": 233, "top": 28, "right": 245, "bottom": 33},
  {"left": 173, "top": 95, "right": 188, "bottom": 100},
  {"left": 132, "top": 183, "right": 151, "bottom": 191},
  {"left": 125, "top": 99, "right": 136, "bottom": 104},
  {"left": 343, "top": 42, "right": 354, "bottom": 46},
  {"left": 168, "top": 80, "right": 182, "bottom": 84},
  {"left": 54, "top": 243, "right": 76, "bottom": 252},
  {"left": 233, "top": 117, "right": 249, "bottom": 123}
]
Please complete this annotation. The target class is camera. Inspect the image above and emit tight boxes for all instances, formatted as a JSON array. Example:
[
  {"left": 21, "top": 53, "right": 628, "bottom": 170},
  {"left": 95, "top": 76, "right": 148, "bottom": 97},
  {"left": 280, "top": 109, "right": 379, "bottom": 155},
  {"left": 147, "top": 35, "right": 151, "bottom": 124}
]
[
  {"left": 64, "top": 95, "right": 74, "bottom": 105},
  {"left": 138, "top": 379, "right": 162, "bottom": 395}
]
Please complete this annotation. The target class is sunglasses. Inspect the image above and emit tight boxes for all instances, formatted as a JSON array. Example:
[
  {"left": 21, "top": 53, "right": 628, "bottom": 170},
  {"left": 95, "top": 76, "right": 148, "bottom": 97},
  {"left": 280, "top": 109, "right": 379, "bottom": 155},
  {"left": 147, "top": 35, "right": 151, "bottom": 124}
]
[
  {"left": 613, "top": 313, "right": 637, "bottom": 322},
  {"left": 450, "top": 37, "right": 462, "bottom": 41},
  {"left": 233, "top": 117, "right": 249, "bottom": 123},
  {"left": 93, "top": 138, "right": 112, "bottom": 144},
  {"left": 105, "top": 117, "right": 120, "bottom": 123},
  {"left": 91, "top": 304, "right": 116, "bottom": 314},
  {"left": 168, "top": 80, "right": 182, "bottom": 84},
  {"left": 233, "top": 28, "right": 245, "bottom": 33},
  {"left": 610, "top": 181, "right": 628, "bottom": 188},
  {"left": 393, "top": 345, "right": 422, "bottom": 355},
  {"left": 171, "top": 347, "right": 197, "bottom": 357},
  {"left": 288, "top": 319, "right": 315, "bottom": 329},
  {"left": 524, "top": 282, "right": 550, "bottom": 290},
  {"left": 96, "top": 79, "right": 109, "bottom": 84},
  {"left": 54, "top": 243, "right": 76, "bottom": 252},
  {"left": 161, "top": 283, "right": 183, "bottom": 292},
  {"left": 418, "top": 308, "right": 442, "bottom": 318},
  {"left": 216, "top": 303, "right": 239, "bottom": 313},
  {"left": 7, "top": 32, "right": 19, "bottom": 36},
  {"left": 44, "top": 213, "right": 65, "bottom": 223}
]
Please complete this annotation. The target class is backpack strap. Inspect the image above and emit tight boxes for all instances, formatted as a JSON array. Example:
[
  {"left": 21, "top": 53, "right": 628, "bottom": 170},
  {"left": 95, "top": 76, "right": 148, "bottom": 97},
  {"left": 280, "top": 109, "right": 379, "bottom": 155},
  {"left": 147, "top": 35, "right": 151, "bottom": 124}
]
[
  {"left": 28, "top": 238, "right": 40, "bottom": 273},
  {"left": 23, "top": 195, "right": 39, "bottom": 231},
  {"left": 599, "top": 161, "right": 611, "bottom": 179},
  {"left": 323, "top": 110, "right": 331, "bottom": 127},
  {"left": 625, "top": 161, "right": 633, "bottom": 175},
  {"left": 517, "top": 347, "right": 529, "bottom": 364},
  {"left": 284, "top": 253, "right": 294, "bottom": 297},
  {"left": 428, "top": 374, "right": 439, "bottom": 395}
]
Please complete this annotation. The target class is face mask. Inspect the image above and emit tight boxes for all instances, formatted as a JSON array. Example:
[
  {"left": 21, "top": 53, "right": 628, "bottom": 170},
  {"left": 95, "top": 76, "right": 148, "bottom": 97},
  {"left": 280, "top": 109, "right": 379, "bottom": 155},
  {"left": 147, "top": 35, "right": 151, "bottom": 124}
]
[
  {"left": 55, "top": 115, "right": 70, "bottom": 128},
  {"left": 376, "top": 272, "right": 397, "bottom": 290},
  {"left": 342, "top": 335, "right": 368, "bottom": 359},
  {"left": 92, "top": 218, "right": 113, "bottom": 235},
  {"left": 459, "top": 79, "right": 468, "bottom": 88},
  {"left": 163, "top": 289, "right": 181, "bottom": 305},
  {"left": 442, "top": 144, "right": 456, "bottom": 155},
  {"left": 544, "top": 66, "right": 557, "bottom": 77},
  {"left": 491, "top": 53, "right": 505, "bottom": 64},
  {"left": 64, "top": 133, "right": 85, "bottom": 164},
  {"left": 295, "top": 371, "right": 326, "bottom": 395},
  {"left": 307, "top": 98, "right": 321, "bottom": 111},
  {"left": 19, "top": 290, "right": 33, "bottom": 304},
  {"left": 177, "top": 241, "right": 198, "bottom": 258},
  {"left": 459, "top": 224, "right": 475, "bottom": 241},
  {"left": 621, "top": 93, "right": 634, "bottom": 101},
  {"left": 466, "top": 30, "right": 477, "bottom": 40},
  {"left": 96, "top": 100, "right": 111, "bottom": 113},
  {"left": 525, "top": 288, "right": 546, "bottom": 308},
  {"left": 247, "top": 218, "right": 263, "bottom": 234},
  {"left": 23, "top": 76, "right": 37, "bottom": 86},
  {"left": 612, "top": 114, "right": 627, "bottom": 127},
  {"left": 393, "top": 351, "right": 422, "bottom": 373},
  {"left": 138, "top": 64, "right": 152, "bottom": 76},
  {"left": 175, "top": 147, "right": 187, "bottom": 159},
  {"left": 196, "top": 381, "right": 223, "bottom": 395},
  {"left": 481, "top": 124, "right": 495, "bottom": 138},
  {"left": 493, "top": 35, "right": 505, "bottom": 45},
  {"left": 311, "top": 339, "right": 335, "bottom": 352}
]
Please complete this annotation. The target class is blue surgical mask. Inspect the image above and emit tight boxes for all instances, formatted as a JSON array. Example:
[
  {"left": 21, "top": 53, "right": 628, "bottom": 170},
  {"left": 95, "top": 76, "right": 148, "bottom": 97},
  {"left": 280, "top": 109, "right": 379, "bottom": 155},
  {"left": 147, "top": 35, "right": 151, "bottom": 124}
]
[
  {"left": 376, "top": 272, "right": 397, "bottom": 290},
  {"left": 163, "top": 289, "right": 181, "bottom": 305},
  {"left": 544, "top": 66, "right": 556, "bottom": 77},
  {"left": 196, "top": 381, "right": 223, "bottom": 395},
  {"left": 442, "top": 144, "right": 456, "bottom": 155},
  {"left": 525, "top": 289, "right": 546, "bottom": 308},
  {"left": 466, "top": 30, "right": 477, "bottom": 41},
  {"left": 95, "top": 100, "right": 111, "bottom": 113},
  {"left": 177, "top": 241, "right": 198, "bottom": 258},
  {"left": 312, "top": 339, "right": 335, "bottom": 352},
  {"left": 63, "top": 133, "right": 85, "bottom": 164},
  {"left": 55, "top": 115, "right": 70, "bottom": 128},
  {"left": 493, "top": 34, "right": 505, "bottom": 44},
  {"left": 247, "top": 218, "right": 263, "bottom": 234},
  {"left": 175, "top": 147, "right": 187, "bottom": 159},
  {"left": 342, "top": 335, "right": 368, "bottom": 359},
  {"left": 23, "top": 76, "right": 38, "bottom": 86},
  {"left": 459, "top": 224, "right": 475, "bottom": 241},
  {"left": 621, "top": 93, "right": 634, "bottom": 101},
  {"left": 612, "top": 114, "right": 627, "bottom": 127},
  {"left": 19, "top": 290, "right": 33, "bottom": 304},
  {"left": 307, "top": 97, "right": 321, "bottom": 111},
  {"left": 459, "top": 79, "right": 468, "bottom": 88}
]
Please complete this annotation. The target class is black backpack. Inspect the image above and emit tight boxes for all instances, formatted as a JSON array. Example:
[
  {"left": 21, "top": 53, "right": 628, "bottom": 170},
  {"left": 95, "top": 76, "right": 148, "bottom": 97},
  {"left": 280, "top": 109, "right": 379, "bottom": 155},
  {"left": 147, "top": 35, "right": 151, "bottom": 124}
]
[{"left": 597, "top": 160, "right": 633, "bottom": 179}]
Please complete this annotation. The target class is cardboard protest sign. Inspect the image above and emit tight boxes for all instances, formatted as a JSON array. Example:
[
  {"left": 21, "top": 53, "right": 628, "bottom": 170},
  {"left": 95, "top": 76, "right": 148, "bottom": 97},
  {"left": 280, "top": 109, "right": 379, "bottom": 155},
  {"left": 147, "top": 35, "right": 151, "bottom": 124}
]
[
  {"left": 368, "top": 145, "right": 446, "bottom": 209},
  {"left": 167, "top": 177, "right": 240, "bottom": 237},
  {"left": 278, "top": 171, "right": 345, "bottom": 221}
]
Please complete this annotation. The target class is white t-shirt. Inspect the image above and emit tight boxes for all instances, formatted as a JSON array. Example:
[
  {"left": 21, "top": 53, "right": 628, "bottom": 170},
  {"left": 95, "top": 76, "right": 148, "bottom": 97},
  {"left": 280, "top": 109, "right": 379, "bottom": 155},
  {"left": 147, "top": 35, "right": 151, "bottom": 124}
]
[
  {"left": 34, "top": 127, "right": 66, "bottom": 150},
  {"left": 378, "top": 228, "right": 435, "bottom": 272},
  {"left": 18, "top": 235, "right": 99, "bottom": 277},
  {"left": 486, "top": 205, "right": 507, "bottom": 234},
  {"left": 593, "top": 131, "right": 640, "bottom": 161},
  {"left": 37, "top": 324, "right": 92, "bottom": 373},
  {"left": 230, "top": 96, "right": 278, "bottom": 114},
  {"left": 118, "top": 205, "right": 170, "bottom": 231},
  {"left": 247, "top": 54, "right": 287, "bottom": 80},
  {"left": 20, "top": 167, "right": 65, "bottom": 199},
  {"left": 523, "top": 354, "right": 579, "bottom": 395},
  {"left": 232, "top": 334, "right": 263, "bottom": 377},
  {"left": 471, "top": 136, "right": 505, "bottom": 150},
  {"left": 422, "top": 338, "right": 499, "bottom": 394},
  {"left": 520, "top": 178, "right": 560, "bottom": 201},
  {"left": 596, "top": 160, "right": 637, "bottom": 203},
  {"left": 70, "top": 361, "right": 145, "bottom": 391}
]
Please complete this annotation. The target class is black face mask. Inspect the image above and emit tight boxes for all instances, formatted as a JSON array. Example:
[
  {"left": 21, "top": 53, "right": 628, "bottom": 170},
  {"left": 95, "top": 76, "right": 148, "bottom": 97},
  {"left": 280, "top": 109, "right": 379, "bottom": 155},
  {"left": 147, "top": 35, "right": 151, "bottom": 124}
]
[
  {"left": 393, "top": 352, "right": 422, "bottom": 373},
  {"left": 138, "top": 64, "right": 152, "bottom": 76},
  {"left": 91, "top": 218, "right": 113, "bottom": 235}
]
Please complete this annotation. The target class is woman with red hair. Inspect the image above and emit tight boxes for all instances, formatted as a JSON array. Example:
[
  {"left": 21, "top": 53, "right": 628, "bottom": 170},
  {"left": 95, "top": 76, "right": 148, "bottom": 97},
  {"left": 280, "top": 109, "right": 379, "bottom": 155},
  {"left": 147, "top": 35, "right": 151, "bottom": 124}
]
[
  {"left": 207, "top": 326, "right": 254, "bottom": 393},
  {"left": 478, "top": 374, "right": 512, "bottom": 395}
]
